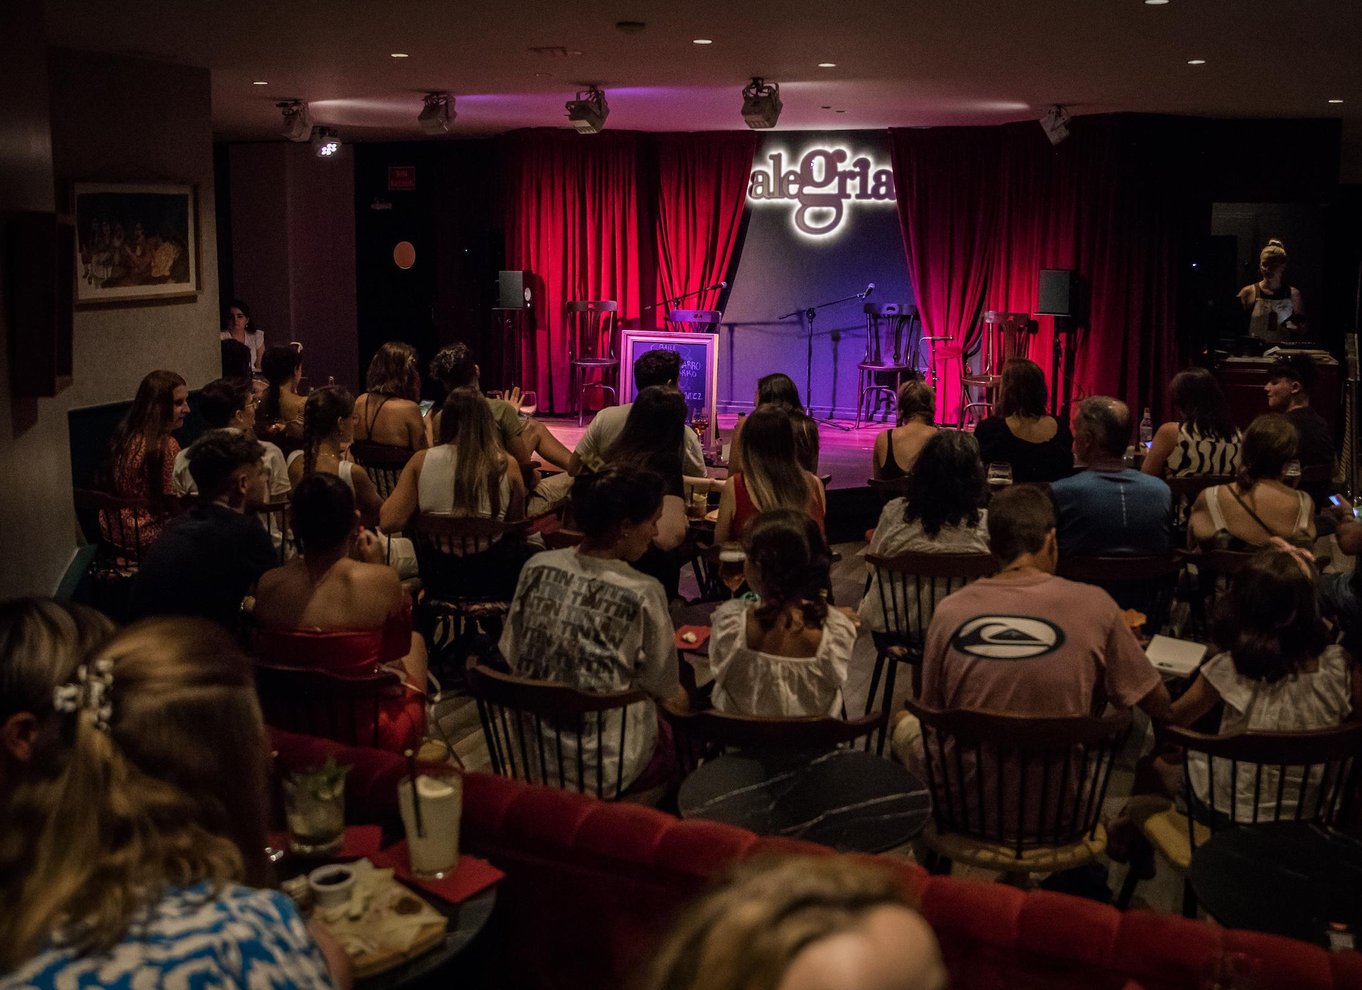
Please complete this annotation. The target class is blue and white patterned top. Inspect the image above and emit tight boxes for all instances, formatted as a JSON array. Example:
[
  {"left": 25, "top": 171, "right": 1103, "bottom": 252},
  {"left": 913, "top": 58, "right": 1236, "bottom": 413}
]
[{"left": 1, "top": 881, "right": 335, "bottom": 989}]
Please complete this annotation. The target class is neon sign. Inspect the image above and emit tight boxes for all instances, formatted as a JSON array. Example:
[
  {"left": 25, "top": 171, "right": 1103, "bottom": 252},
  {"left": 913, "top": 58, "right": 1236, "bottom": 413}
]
[{"left": 746, "top": 147, "right": 896, "bottom": 238}]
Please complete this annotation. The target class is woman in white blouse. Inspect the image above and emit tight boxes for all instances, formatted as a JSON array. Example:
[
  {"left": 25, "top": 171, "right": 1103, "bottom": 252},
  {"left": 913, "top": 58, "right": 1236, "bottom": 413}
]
[{"left": 709, "top": 509, "right": 857, "bottom": 718}]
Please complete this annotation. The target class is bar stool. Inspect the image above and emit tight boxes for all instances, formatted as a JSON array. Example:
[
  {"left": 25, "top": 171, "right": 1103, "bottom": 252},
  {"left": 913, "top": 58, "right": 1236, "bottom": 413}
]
[
  {"left": 566, "top": 299, "right": 620, "bottom": 426},
  {"left": 855, "top": 303, "right": 921, "bottom": 429},
  {"left": 959, "top": 311, "right": 1034, "bottom": 429},
  {"left": 666, "top": 309, "right": 722, "bottom": 334}
]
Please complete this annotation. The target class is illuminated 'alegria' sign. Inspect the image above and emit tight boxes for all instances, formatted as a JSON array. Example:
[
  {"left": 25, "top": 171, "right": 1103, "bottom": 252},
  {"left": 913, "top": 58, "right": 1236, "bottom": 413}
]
[{"left": 747, "top": 147, "right": 896, "bottom": 238}]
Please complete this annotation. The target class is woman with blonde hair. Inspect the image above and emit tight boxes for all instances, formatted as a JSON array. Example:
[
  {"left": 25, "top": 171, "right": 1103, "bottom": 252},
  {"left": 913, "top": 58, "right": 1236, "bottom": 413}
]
[
  {"left": 872, "top": 378, "right": 937, "bottom": 481},
  {"left": 715, "top": 405, "right": 825, "bottom": 544},
  {"left": 354, "top": 341, "right": 428, "bottom": 451},
  {"left": 0, "top": 617, "right": 347, "bottom": 986},
  {"left": 1238, "top": 239, "right": 1305, "bottom": 343},
  {"left": 640, "top": 854, "right": 946, "bottom": 990}
]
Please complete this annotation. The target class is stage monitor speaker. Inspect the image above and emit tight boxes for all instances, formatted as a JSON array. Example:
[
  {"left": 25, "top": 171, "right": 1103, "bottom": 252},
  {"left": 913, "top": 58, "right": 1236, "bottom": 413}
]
[
  {"left": 498, "top": 270, "right": 532, "bottom": 310},
  {"left": 1037, "top": 269, "right": 1079, "bottom": 317}
]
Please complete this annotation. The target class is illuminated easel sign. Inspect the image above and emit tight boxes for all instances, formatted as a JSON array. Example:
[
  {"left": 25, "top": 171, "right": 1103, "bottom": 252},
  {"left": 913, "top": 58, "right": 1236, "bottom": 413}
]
[{"left": 747, "top": 147, "right": 897, "bottom": 238}]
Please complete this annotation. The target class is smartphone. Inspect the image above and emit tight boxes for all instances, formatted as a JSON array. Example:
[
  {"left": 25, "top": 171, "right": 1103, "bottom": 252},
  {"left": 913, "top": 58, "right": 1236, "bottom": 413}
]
[{"left": 1329, "top": 495, "right": 1344, "bottom": 508}]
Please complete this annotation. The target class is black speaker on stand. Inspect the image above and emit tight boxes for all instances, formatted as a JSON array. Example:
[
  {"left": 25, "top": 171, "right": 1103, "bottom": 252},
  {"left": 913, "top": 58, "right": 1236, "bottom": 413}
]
[
  {"left": 1037, "top": 269, "right": 1085, "bottom": 417},
  {"left": 494, "top": 271, "right": 533, "bottom": 389}
]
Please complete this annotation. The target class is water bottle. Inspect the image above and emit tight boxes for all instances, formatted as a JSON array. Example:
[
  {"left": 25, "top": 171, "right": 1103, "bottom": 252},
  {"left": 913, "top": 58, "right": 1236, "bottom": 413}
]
[
  {"left": 1139, "top": 408, "right": 1153, "bottom": 447},
  {"left": 327, "top": 375, "right": 336, "bottom": 387}
]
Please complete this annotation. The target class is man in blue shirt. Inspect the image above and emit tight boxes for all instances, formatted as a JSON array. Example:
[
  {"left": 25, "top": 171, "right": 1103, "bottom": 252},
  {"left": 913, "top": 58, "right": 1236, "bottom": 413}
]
[{"left": 1051, "top": 396, "right": 1171, "bottom": 557}]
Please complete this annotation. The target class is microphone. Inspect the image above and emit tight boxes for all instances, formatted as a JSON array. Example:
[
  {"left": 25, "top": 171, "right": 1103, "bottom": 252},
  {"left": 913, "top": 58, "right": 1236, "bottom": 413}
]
[
  {"left": 709, "top": 280, "right": 728, "bottom": 291},
  {"left": 863, "top": 282, "right": 876, "bottom": 299}
]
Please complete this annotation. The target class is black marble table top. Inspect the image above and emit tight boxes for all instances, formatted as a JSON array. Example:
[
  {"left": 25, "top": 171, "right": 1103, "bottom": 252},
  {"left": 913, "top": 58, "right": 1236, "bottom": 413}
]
[
  {"left": 357, "top": 885, "right": 497, "bottom": 990},
  {"left": 677, "top": 749, "right": 932, "bottom": 853}
]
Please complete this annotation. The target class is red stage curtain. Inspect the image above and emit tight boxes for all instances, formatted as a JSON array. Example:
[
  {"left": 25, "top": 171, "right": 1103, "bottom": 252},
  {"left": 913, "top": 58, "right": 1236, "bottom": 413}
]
[
  {"left": 653, "top": 132, "right": 756, "bottom": 322},
  {"left": 889, "top": 116, "right": 1179, "bottom": 421},
  {"left": 503, "top": 130, "right": 645, "bottom": 412}
]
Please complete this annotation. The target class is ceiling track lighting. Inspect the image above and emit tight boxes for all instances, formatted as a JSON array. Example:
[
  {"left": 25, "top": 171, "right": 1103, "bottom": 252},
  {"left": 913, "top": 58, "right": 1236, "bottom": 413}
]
[
  {"left": 1039, "top": 104, "right": 1071, "bottom": 146},
  {"left": 419, "top": 92, "right": 454, "bottom": 134},
  {"left": 312, "top": 126, "right": 341, "bottom": 158},
  {"left": 566, "top": 86, "right": 609, "bottom": 134},
  {"left": 741, "top": 77, "right": 783, "bottom": 129},
  {"left": 278, "top": 100, "right": 311, "bottom": 142}
]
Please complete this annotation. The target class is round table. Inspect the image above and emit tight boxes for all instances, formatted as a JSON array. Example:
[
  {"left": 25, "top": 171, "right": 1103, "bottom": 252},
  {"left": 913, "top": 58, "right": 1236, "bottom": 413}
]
[
  {"left": 678, "top": 749, "right": 932, "bottom": 853},
  {"left": 1188, "top": 822, "right": 1362, "bottom": 948},
  {"left": 357, "top": 885, "right": 497, "bottom": 990}
]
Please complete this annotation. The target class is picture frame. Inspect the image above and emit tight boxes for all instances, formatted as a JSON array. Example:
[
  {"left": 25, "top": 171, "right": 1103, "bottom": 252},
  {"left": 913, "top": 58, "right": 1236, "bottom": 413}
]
[
  {"left": 72, "top": 182, "right": 199, "bottom": 304},
  {"left": 620, "top": 329, "right": 719, "bottom": 448}
]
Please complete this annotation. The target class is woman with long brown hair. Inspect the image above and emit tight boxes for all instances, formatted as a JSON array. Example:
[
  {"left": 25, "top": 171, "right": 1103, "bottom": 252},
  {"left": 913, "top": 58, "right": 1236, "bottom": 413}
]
[
  {"left": 715, "top": 405, "right": 825, "bottom": 544},
  {"left": 972, "top": 357, "right": 1073, "bottom": 484},
  {"left": 103, "top": 369, "right": 189, "bottom": 547},
  {"left": 354, "top": 341, "right": 428, "bottom": 451},
  {"left": 1142, "top": 366, "right": 1241, "bottom": 479},
  {"left": 258, "top": 345, "right": 305, "bottom": 448},
  {"left": 287, "top": 385, "right": 383, "bottom": 527},
  {"left": 0, "top": 618, "right": 347, "bottom": 986}
]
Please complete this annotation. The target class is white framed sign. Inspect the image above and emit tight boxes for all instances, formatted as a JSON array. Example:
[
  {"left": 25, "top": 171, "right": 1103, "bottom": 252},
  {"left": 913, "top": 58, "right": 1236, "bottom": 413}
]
[{"left": 620, "top": 329, "right": 719, "bottom": 447}]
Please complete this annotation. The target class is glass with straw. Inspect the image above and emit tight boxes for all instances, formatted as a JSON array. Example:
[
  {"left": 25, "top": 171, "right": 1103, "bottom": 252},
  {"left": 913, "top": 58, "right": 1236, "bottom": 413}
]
[{"left": 399, "top": 744, "right": 463, "bottom": 879}]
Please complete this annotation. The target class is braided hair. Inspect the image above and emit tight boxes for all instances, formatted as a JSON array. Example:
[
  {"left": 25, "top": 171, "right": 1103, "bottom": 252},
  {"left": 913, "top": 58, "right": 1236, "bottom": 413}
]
[
  {"left": 300, "top": 385, "right": 355, "bottom": 478},
  {"left": 742, "top": 508, "right": 831, "bottom": 632}
]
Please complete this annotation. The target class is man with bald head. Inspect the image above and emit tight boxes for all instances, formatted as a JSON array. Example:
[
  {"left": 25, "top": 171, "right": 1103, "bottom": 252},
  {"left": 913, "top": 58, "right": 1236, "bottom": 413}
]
[{"left": 1050, "top": 396, "right": 1171, "bottom": 557}]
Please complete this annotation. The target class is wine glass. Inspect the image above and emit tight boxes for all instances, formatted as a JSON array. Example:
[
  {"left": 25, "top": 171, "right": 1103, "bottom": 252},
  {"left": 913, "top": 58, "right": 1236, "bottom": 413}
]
[
  {"left": 1283, "top": 459, "right": 1301, "bottom": 487},
  {"left": 519, "top": 390, "right": 538, "bottom": 418},
  {"left": 689, "top": 413, "right": 710, "bottom": 442},
  {"left": 986, "top": 462, "right": 1013, "bottom": 489},
  {"left": 718, "top": 546, "right": 746, "bottom": 597}
]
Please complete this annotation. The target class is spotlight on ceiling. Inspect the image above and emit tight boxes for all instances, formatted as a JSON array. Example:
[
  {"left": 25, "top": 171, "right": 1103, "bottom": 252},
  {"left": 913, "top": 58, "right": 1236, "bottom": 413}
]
[
  {"left": 741, "top": 77, "right": 783, "bottom": 129},
  {"left": 1039, "top": 104, "right": 1071, "bottom": 146},
  {"left": 419, "top": 92, "right": 454, "bottom": 135},
  {"left": 311, "top": 126, "right": 341, "bottom": 158},
  {"left": 565, "top": 86, "right": 609, "bottom": 134},
  {"left": 278, "top": 100, "right": 311, "bottom": 142}
]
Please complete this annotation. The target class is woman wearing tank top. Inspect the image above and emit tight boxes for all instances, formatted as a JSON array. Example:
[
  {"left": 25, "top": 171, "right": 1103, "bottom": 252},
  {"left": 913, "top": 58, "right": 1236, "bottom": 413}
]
[
  {"left": 353, "top": 342, "right": 429, "bottom": 450},
  {"left": 1144, "top": 368, "right": 1241, "bottom": 479}
]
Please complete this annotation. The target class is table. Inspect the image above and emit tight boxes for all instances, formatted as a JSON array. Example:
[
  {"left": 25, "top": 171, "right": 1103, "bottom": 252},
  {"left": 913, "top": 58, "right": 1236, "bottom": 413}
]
[
  {"left": 1188, "top": 822, "right": 1362, "bottom": 948},
  {"left": 357, "top": 885, "right": 497, "bottom": 990},
  {"left": 678, "top": 749, "right": 932, "bottom": 853},
  {"left": 1215, "top": 354, "right": 1340, "bottom": 436}
]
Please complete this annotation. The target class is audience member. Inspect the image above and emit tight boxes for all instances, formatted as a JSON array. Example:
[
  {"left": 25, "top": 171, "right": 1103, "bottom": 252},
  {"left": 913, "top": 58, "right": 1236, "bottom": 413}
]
[
  {"left": 972, "top": 358, "right": 1073, "bottom": 484},
  {"left": 569, "top": 348, "right": 706, "bottom": 479},
  {"left": 220, "top": 338, "right": 253, "bottom": 383},
  {"left": 498, "top": 467, "right": 687, "bottom": 792},
  {"left": 254, "top": 474, "right": 428, "bottom": 753},
  {"left": 0, "top": 599, "right": 115, "bottom": 797},
  {"left": 103, "top": 369, "right": 189, "bottom": 549},
  {"left": 729, "top": 372, "right": 820, "bottom": 474},
  {"left": 1188, "top": 413, "right": 1315, "bottom": 549},
  {"left": 172, "top": 378, "right": 289, "bottom": 499},
  {"left": 259, "top": 345, "right": 306, "bottom": 446},
  {"left": 1051, "top": 396, "right": 1171, "bottom": 556},
  {"left": 709, "top": 509, "right": 854, "bottom": 717},
  {"left": 1169, "top": 547, "right": 1360, "bottom": 822},
  {"left": 861, "top": 431, "right": 992, "bottom": 636},
  {"left": 288, "top": 386, "right": 383, "bottom": 525},
  {"left": 380, "top": 387, "right": 530, "bottom": 600},
  {"left": 1264, "top": 353, "right": 1334, "bottom": 508},
  {"left": 1320, "top": 502, "right": 1362, "bottom": 655},
  {"left": 715, "top": 405, "right": 826, "bottom": 544},
  {"left": 640, "top": 854, "right": 946, "bottom": 990},
  {"left": 129, "top": 431, "right": 276, "bottom": 629},
  {"left": 219, "top": 298, "right": 265, "bottom": 371},
  {"left": 1142, "top": 367, "right": 1241, "bottom": 479},
  {"left": 872, "top": 379, "right": 937, "bottom": 481},
  {"left": 354, "top": 341, "right": 429, "bottom": 451},
  {"left": 0, "top": 618, "right": 348, "bottom": 986}
]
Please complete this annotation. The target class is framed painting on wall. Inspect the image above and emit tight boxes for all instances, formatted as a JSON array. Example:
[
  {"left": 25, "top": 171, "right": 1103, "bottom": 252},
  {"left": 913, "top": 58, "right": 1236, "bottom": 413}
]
[{"left": 72, "top": 182, "right": 198, "bottom": 304}]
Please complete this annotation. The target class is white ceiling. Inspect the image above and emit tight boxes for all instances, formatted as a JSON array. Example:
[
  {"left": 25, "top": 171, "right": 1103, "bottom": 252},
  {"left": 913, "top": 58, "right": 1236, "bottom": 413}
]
[{"left": 45, "top": 0, "right": 1361, "bottom": 142}]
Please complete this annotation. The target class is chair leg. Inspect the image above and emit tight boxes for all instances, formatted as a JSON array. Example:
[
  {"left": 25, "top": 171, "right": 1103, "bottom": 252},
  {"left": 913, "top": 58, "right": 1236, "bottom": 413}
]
[
  {"left": 1115, "top": 866, "right": 1141, "bottom": 909},
  {"left": 1181, "top": 878, "right": 1198, "bottom": 918}
]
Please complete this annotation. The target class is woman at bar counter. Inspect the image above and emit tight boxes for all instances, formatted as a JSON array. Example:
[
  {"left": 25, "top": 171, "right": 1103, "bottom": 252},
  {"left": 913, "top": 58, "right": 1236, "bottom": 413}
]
[
  {"left": 1237, "top": 239, "right": 1305, "bottom": 344},
  {"left": 353, "top": 341, "right": 429, "bottom": 452},
  {"left": 972, "top": 358, "right": 1073, "bottom": 484},
  {"left": 0, "top": 617, "right": 348, "bottom": 988}
]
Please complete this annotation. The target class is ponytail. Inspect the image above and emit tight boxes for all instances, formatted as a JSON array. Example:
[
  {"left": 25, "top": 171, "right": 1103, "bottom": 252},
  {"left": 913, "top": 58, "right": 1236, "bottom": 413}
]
[{"left": 743, "top": 509, "right": 831, "bottom": 632}]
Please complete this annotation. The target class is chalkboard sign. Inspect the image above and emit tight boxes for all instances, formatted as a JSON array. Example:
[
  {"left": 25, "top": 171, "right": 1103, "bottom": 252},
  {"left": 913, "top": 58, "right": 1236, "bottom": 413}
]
[{"left": 619, "top": 330, "right": 719, "bottom": 448}]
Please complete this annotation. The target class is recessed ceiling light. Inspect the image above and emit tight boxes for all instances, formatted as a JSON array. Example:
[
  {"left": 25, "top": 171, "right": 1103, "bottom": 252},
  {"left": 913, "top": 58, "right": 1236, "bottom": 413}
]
[
  {"left": 1328, "top": 98, "right": 1345, "bottom": 104},
  {"left": 567, "top": 49, "right": 584, "bottom": 56},
  {"left": 818, "top": 62, "right": 836, "bottom": 68},
  {"left": 390, "top": 52, "right": 409, "bottom": 58},
  {"left": 820, "top": 105, "right": 832, "bottom": 109},
  {"left": 692, "top": 38, "right": 713, "bottom": 45},
  {"left": 252, "top": 80, "right": 268, "bottom": 86},
  {"left": 1187, "top": 58, "right": 1206, "bottom": 65},
  {"left": 835, "top": 109, "right": 846, "bottom": 114},
  {"left": 1144, "top": 0, "right": 1169, "bottom": 5}
]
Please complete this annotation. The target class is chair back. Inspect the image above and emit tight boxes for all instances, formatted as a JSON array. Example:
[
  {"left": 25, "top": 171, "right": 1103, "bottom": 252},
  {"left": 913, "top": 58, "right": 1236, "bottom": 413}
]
[
  {"left": 977, "top": 311, "right": 1035, "bottom": 377},
  {"left": 863, "top": 302, "right": 920, "bottom": 368},
  {"left": 72, "top": 487, "right": 153, "bottom": 564},
  {"left": 907, "top": 701, "right": 1131, "bottom": 857},
  {"left": 667, "top": 309, "right": 722, "bottom": 333},
  {"left": 566, "top": 299, "right": 620, "bottom": 365},
  {"left": 868, "top": 477, "right": 913, "bottom": 502},
  {"left": 409, "top": 512, "right": 531, "bottom": 599},
  {"left": 1164, "top": 474, "right": 1234, "bottom": 502},
  {"left": 1164, "top": 722, "right": 1362, "bottom": 846},
  {"left": 466, "top": 659, "right": 648, "bottom": 800},
  {"left": 1057, "top": 551, "right": 1182, "bottom": 630},
  {"left": 253, "top": 498, "right": 293, "bottom": 565},
  {"left": 661, "top": 703, "right": 882, "bottom": 774},
  {"left": 349, "top": 440, "right": 416, "bottom": 499},
  {"left": 253, "top": 660, "right": 405, "bottom": 749}
]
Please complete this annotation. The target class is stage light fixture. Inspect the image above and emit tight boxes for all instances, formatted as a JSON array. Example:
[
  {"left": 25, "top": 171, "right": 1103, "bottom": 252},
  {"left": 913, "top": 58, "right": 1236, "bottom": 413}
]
[
  {"left": 741, "top": 77, "right": 782, "bottom": 129},
  {"left": 1039, "top": 104, "right": 1070, "bottom": 145},
  {"left": 278, "top": 100, "right": 311, "bottom": 142},
  {"left": 312, "top": 126, "right": 341, "bottom": 158},
  {"left": 418, "top": 92, "right": 454, "bottom": 134},
  {"left": 565, "top": 86, "right": 609, "bottom": 133}
]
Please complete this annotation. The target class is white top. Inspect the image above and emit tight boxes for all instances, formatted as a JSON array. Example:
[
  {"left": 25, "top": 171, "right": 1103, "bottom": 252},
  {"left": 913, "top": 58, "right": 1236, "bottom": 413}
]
[
  {"left": 574, "top": 402, "right": 706, "bottom": 477},
  {"left": 498, "top": 549, "right": 680, "bottom": 792},
  {"left": 175, "top": 429, "right": 290, "bottom": 499},
  {"left": 220, "top": 329, "right": 266, "bottom": 372},
  {"left": 1187, "top": 645, "right": 1353, "bottom": 823},
  {"left": 417, "top": 444, "right": 512, "bottom": 555},
  {"left": 285, "top": 450, "right": 354, "bottom": 493},
  {"left": 1204, "top": 484, "right": 1312, "bottom": 544},
  {"left": 859, "top": 500, "right": 990, "bottom": 635},
  {"left": 709, "top": 599, "right": 856, "bottom": 717},
  {"left": 1166, "top": 425, "right": 1241, "bottom": 478}
]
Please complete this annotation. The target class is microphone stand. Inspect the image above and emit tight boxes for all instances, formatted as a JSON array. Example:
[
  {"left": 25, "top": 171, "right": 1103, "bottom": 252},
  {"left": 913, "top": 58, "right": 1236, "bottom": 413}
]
[
  {"left": 642, "top": 283, "right": 725, "bottom": 313},
  {"left": 778, "top": 289, "right": 869, "bottom": 431}
]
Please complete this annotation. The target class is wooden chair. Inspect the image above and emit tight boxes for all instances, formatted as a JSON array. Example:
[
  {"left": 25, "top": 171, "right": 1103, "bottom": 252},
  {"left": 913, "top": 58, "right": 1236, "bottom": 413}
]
[
  {"left": 960, "top": 311, "right": 1034, "bottom": 429},
  {"left": 72, "top": 488, "right": 156, "bottom": 620},
  {"left": 1116, "top": 722, "right": 1362, "bottom": 916},
  {"left": 566, "top": 299, "right": 620, "bottom": 426},
  {"left": 253, "top": 498, "right": 293, "bottom": 565},
  {"left": 863, "top": 551, "right": 997, "bottom": 753},
  {"left": 349, "top": 440, "right": 416, "bottom": 499},
  {"left": 906, "top": 701, "right": 1131, "bottom": 877},
  {"left": 666, "top": 308, "right": 722, "bottom": 334},
  {"left": 1057, "top": 552, "right": 1183, "bottom": 633},
  {"left": 1164, "top": 474, "right": 1234, "bottom": 546},
  {"left": 856, "top": 302, "right": 921, "bottom": 429},
  {"left": 1181, "top": 547, "right": 1258, "bottom": 636},
  {"left": 661, "top": 702, "right": 882, "bottom": 774},
  {"left": 466, "top": 659, "right": 664, "bottom": 802},
  {"left": 254, "top": 661, "right": 407, "bottom": 749},
  {"left": 868, "top": 477, "right": 913, "bottom": 503}
]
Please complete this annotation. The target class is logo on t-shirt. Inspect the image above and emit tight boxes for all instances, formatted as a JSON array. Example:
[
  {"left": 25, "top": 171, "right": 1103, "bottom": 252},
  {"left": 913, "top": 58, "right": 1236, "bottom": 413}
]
[{"left": 951, "top": 616, "right": 1065, "bottom": 660}]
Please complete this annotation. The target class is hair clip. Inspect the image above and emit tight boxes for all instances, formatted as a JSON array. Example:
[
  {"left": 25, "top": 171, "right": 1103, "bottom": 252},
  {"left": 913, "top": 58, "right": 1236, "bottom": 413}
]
[{"left": 52, "top": 658, "right": 115, "bottom": 733}]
